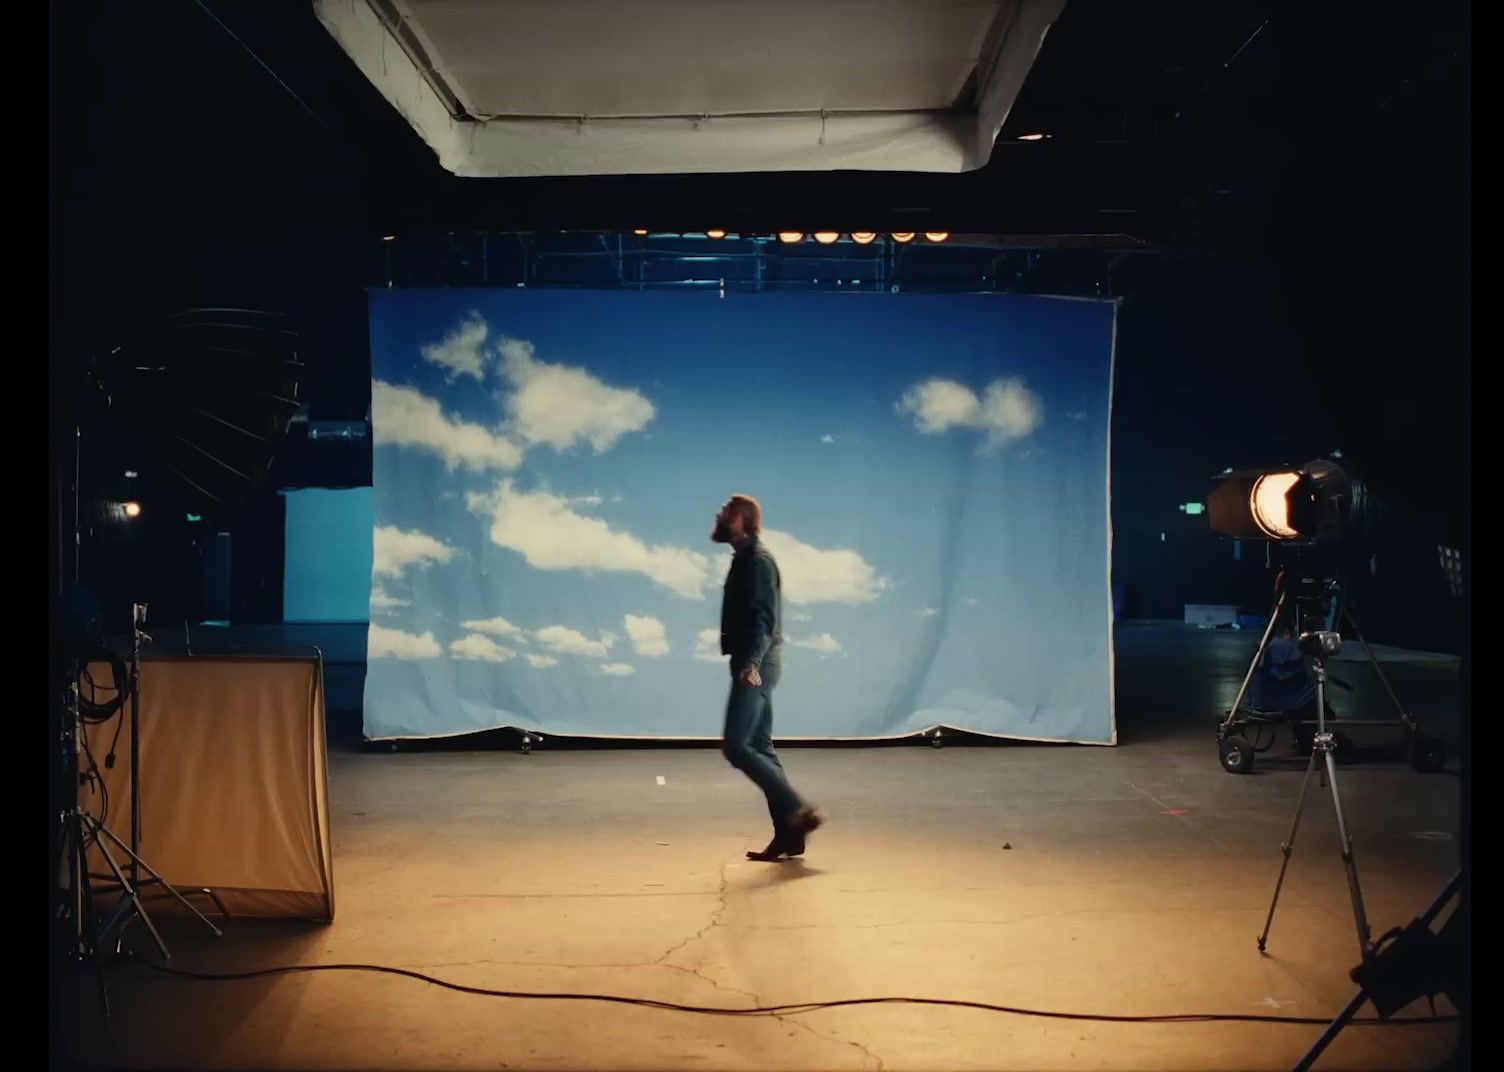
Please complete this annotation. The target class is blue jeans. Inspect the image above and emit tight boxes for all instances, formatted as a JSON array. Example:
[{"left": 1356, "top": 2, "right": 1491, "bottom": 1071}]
[{"left": 721, "top": 658, "right": 804, "bottom": 827}]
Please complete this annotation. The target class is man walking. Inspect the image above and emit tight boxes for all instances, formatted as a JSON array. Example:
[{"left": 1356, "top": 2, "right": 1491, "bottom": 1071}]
[{"left": 711, "top": 494, "right": 822, "bottom": 861}]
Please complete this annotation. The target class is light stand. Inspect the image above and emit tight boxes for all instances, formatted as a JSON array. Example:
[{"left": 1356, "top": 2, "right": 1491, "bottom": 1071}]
[{"left": 84, "top": 604, "right": 228, "bottom": 963}]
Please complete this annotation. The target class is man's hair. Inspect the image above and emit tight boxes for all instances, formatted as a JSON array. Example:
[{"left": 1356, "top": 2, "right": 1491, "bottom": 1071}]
[{"left": 727, "top": 494, "right": 762, "bottom": 536}]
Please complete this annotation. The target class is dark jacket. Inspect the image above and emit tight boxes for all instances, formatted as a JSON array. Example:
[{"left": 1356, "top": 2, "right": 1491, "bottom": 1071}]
[{"left": 720, "top": 537, "right": 782, "bottom": 671}]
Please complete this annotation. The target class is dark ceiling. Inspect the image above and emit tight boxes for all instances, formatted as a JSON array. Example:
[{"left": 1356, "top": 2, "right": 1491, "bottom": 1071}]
[{"left": 48, "top": 0, "right": 1470, "bottom": 536}]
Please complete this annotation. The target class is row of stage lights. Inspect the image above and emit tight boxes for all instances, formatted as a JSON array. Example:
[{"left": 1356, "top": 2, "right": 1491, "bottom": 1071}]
[
  {"left": 630, "top": 230, "right": 950, "bottom": 244},
  {"left": 379, "top": 232, "right": 951, "bottom": 244}
]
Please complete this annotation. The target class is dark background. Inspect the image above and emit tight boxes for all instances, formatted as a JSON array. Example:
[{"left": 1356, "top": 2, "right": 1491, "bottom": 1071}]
[{"left": 49, "top": 0, "right": 1469, "bottom": 654}]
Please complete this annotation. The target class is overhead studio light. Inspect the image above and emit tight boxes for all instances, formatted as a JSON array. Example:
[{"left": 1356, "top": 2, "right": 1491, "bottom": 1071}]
[
  {"left": 122, "top": 501, "right": 143, "bottom": 520},
  {"left": 890, "top": 232, "right": 916, "bottom": 243},
  {"left": 777, "top": 231, "right": 805, "bottom": 244},
  {"left": 924, "top": 232, "right": 950, "bottom": 243},
  {"left": 1018, "top": 132, "right": 1051, "bottom": 142},
  {"left": 1208, "top": 459, "right": 1354, "bottom": 545},
  {"left": 632, "top": 229, "right": 648, "bottom": 235},
  {"left": 813, "top": 231, "right": 840, "bottom": 245},
  {"left": 850, "top": 232, "right": 878, "bottom": 245},
  {"left": 706, "top": 229, "right": 727, "bottom": 239}
]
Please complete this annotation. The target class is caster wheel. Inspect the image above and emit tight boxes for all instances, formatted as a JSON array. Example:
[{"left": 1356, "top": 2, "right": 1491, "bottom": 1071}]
[{"left": 1219, "top": 734, "right": 1255, "bottom": 774}]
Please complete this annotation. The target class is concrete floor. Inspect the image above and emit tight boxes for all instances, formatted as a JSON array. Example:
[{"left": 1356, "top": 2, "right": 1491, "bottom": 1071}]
[{"left": 57, "top": 625, "right": 1465, "bottom": 1070}]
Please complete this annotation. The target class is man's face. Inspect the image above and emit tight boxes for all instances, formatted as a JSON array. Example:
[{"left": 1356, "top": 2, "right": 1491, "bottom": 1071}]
[{"left": 711, "top": 500, "right": 744, "bottom": 544}]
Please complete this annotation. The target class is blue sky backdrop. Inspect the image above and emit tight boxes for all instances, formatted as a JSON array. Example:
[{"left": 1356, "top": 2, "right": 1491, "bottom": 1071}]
[{"left": 355, "top": 288, "right": 1117, "bottom": 742}]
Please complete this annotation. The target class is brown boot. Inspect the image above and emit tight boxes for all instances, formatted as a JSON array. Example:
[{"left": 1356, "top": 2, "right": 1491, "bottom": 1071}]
[{"left": 746, "top": 829, "right": 804, "bottom": 861}]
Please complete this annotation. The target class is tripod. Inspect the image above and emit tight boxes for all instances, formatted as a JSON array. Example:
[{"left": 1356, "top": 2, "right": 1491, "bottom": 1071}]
[{"left": 1257, "top": 630, "right": 1372, "bottom": 962}]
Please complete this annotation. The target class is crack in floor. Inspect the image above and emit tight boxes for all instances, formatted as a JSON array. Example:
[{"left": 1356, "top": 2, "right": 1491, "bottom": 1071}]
[
  {"left": 656, "top": 857, "right": 733, "bottom": 967},
  {"left": 777, "top": 1015, "right": 885, "bottom": 1071}
]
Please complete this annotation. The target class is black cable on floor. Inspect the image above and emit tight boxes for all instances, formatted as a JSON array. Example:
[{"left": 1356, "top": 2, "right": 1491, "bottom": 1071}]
[{"left": 137, "top": 961, "right": 1458, "bottom": 1027}]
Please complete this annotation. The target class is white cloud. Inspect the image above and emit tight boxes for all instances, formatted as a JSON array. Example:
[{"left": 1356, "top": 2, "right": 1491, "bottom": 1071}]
[
  {"left": 695, "top": 628, "right": 727, "bottom": 662},
  {"left": 373, "top": 526, "right": 456, "bottom": 578},
  {"left": 535, "top": 625, "right": 614, "bottom": 658},
  {"left": 788, "top": 611, "right": 814, "bottom": 623},
  {"left": 369, "top": 585, "right": 409, "bottom": 612},
  {"left": 897, "top": 376, "right": 1044, "bottom": 448},
  {"left": 526, "top": 654, "right": 559, "bottom": 669},
  {"left": 761, "top": 528, "right": 887, "bottom": 606},
  {"left": 470, "top": 482, "right": 716, "bottom": 599},
  {"left": 898, "top": 378, "right": 981, "bottom": 434},
  {"left": 789, "top": 632, "right": 843, "bottom": 654},
  {"left": 821, "top": 434, "right": 836, "bottom": 444},
  {"left": 461, "top": 616, "right": 529, "bottom": 642},
  {"left": 498, "top": 339, "right": 655, "bottom": 453},
  {"left": 624, "top": 614, "right": 670, "bottom": 657},
  {"left": 918, "top": 607, "right": 939, "bottom": 618},
  {"left": 368, "top": 625, "right": 441, "bottom": 660},
  {"left": 421, "top": 312, "right": 490, "bottom": 381},
  {"left": 449, "top": 634, "right": 517, "bottom": 663},
  {"left": 372, "top": 381, "right": 523, "bottom": 472},
  {"left": 598, "top": 663, "right": 636, "bottom": 677}
]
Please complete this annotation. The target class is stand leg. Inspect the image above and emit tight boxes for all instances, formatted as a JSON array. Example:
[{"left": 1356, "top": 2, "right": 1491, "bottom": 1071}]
[
  {"left": 70, "top": 817, "right": 110, "bottom": 1017},
  {"left": 1291, "top": 986, "right": 1369, "bottom": 1072},
  {"left": 1227, "top": 592, "right": 1287, "bottom": 726},
  {"left": 1340, "top": 604, "right": 1412, "bottom": 725},
  {"left": 1260, "top": 748, "right": 1320, "bottom": 953},
  {"left": 91, "top": 821, "right": 223, "bottom": 938},
  {"left": 86, "top": 820, "right": 171, "bottom": 960},
  {"left": 1324, "top": 749, "right": 1374, "bottom": 959}
]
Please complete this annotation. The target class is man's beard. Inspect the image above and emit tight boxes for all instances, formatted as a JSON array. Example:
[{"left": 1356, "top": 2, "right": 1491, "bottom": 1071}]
[{"left": 711, "top": 519, "right": 733, "bottom": 543}]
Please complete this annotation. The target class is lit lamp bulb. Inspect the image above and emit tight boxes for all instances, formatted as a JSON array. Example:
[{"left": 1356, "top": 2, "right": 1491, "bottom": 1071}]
[
  {"left": 813, "top": 231, "right": 840, "bottom": 245},
  {"left": 123, "top": 502, "right": 143, "bottom": 519},
  {"left": 850, "top": 232, "right": 877, "bottom": 245},
  {"left": 890, "top": 232, "right": 915, "bottom": 243},
  {"left": 1250, "top": 473, "right": 1301, "bottom": 539}
]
